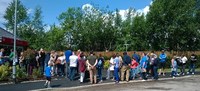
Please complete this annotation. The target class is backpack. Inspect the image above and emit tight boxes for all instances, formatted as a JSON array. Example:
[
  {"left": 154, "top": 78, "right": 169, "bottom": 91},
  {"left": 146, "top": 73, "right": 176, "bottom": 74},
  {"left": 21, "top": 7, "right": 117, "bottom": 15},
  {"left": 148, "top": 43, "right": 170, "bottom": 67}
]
[
  {"left": 153, "top": 58, "right": 159, "bottom": 66},
  {"left": 97, "top": 58, "right": 104, "bottom": 67},
  {"left": 176, "top": 58, "right": 182, "bottom": 66}
]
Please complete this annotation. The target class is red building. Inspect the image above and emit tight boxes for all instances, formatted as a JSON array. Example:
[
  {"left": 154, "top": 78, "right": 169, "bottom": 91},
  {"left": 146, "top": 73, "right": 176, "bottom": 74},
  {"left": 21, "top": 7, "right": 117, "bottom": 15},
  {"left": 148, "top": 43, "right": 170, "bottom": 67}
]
[{"left": 0, "top": 27, "right": 28, "bottom": 54}]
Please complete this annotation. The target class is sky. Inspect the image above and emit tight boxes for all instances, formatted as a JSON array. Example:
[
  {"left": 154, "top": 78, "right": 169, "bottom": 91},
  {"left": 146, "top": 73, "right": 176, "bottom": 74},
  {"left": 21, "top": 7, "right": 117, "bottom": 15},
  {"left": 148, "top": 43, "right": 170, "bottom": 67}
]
[{"left": 0, "top": 0, "right": 152, "bottom": 29}]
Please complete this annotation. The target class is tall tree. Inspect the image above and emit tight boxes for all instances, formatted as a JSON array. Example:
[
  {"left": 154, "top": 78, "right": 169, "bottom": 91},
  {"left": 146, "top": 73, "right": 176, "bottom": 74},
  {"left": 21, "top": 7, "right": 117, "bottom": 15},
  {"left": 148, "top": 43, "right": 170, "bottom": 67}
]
[
  {"left": 147, "top": 0, "right": 198, "bottom": 51},
  {"left": 4, "top": 0, "right": 28, "bottom": 33}
]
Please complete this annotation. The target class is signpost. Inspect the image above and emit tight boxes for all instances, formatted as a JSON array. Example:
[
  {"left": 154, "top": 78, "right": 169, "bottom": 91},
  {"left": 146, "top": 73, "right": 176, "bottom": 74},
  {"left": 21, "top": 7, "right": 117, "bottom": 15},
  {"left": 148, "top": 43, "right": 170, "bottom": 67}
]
[{"left": 13, "top": 0, "right": 17, "bottom": 84}]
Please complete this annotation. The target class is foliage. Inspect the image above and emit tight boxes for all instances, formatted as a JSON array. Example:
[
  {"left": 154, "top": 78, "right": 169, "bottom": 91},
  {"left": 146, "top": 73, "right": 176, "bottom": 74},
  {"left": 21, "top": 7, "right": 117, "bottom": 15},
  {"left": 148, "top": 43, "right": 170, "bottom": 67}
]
[
  {"left": 103, "top": 60, "right": 110, "bottom": 69},
  {"left": 147, "top": 0, "right": 200, "bottom": 51},
  {"left": 32, "top": 68, "right": 43, "bottom": 79},
  {"left": 3, "top": 0, "right": 200, "bottom": 51},
  {"left": 3, "top": 0, "right": 28, "bottom": 32},
  {"left": 0, "top": 63, "right": 11, "bottom": 81},
  {"left": 16, "top": 65, "right": 28, "bottom": 80}
]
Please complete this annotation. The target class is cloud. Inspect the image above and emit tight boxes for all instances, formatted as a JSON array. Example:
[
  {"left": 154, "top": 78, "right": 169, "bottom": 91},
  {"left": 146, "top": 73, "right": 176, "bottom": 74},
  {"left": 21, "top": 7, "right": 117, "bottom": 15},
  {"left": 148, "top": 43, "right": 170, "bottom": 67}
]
[
  {"left": 82, "top": 3, "right": 93, "bottom": 10},
  {"left": 118, "top": 9, "right": 128, "bottom": 20},
  {"left": 0, "top": 0, "right": 12, "bottom": 25},
  {"left": 136, "top": 5, "right": 150, "bottom": 15},
  {"left": 81, "top": 2, "right": 151, "bottom": 21},
  {"left": 136, "top": 1, "right": 152, "bottom": 16}
]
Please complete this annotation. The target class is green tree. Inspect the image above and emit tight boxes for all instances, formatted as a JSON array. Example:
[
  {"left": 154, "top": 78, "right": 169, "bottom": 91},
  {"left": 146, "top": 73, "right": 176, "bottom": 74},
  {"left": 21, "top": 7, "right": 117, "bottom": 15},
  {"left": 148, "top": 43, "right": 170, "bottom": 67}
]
[
  {"left": 3, "top": 0, "right": 28, "bottom": 33},
  {"left": 18, "top": 6, "right": 46, "bottom": 49},
  {"left": 45, "top": 25, "right": 66, "bottom": 50},
  {"left": 147, "top": 0, "right": 198, "bottom": 51}
]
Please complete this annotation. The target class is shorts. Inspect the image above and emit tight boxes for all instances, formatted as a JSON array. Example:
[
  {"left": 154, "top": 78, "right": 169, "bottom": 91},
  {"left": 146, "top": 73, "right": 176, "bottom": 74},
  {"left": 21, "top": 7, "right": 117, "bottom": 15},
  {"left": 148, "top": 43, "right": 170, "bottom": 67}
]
[
  {"left": 159, "top": 62, "right": 166, "bottom": 69},
  {"left": 46, "top": 76, "right": 51, "bottom": 81}
]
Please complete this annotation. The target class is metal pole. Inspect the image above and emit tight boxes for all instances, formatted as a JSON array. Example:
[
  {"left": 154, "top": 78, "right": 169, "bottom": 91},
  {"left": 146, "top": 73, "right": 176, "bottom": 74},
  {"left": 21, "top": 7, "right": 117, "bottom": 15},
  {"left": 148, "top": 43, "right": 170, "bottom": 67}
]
[
  {"left": 13, "top": 0, "right": 17, "bottom": 84},
  {"left": 124, "top": 44, "right": 129, "bottom": 52}
]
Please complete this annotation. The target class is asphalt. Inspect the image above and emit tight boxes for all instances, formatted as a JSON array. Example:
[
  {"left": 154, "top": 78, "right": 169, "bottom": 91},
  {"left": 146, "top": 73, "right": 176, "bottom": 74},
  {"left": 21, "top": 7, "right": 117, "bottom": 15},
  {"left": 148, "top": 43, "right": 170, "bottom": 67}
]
[{"left": 0, "top": 70, "right": 199, "bottom": 91}]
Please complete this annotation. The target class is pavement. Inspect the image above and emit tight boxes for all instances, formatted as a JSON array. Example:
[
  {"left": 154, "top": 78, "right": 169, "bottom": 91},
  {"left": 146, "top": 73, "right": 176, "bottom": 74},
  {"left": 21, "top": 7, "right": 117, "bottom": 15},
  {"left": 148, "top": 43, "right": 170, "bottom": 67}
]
[{"left": 0, "top": 71, "right": 199, "bottom": 91}]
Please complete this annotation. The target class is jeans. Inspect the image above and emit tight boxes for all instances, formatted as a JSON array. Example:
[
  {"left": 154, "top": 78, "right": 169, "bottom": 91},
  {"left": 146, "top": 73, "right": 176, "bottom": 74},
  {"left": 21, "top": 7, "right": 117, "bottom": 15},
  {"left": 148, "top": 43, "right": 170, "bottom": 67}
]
[
  {"left": 181, "top": 63, "right": 186, "bottom": 74},
  {"left": 44, "top": 63, "right": 48, "bottom": 72},
  {"left": 171, "top": 67, "right": 177, "bottom": 77},
  {"left": 130, "top": 68, "right": 137, "bottom": 79},
  {"left": 153, "top": 66, "right": 158, "bottom": 79},
  {"left": 70, "top": 67, "right": 76, "bottom": 81},
  {"left": 97, "top": 67, "right": 103, "bottom": 80},
  {"left": 66, "top": 62, "right": 70, "bottom": 78},
  {"left": 114, "top": 67, "right": 119, "bottom": 81},
  {"left": 188, "top": 63, "right": 195, "bottom": 73},
  {"left": 57, "top": 64, "right": 65, "bottom": 76},
  {"left": 107, "top": 69, "right": 114, "bottom": 79}
]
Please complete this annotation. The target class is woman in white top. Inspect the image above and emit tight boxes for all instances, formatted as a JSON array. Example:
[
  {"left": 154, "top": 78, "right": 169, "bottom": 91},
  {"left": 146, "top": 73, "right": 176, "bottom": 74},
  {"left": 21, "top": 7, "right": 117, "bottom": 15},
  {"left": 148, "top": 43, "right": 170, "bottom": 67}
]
[
  {"left": 181, "top": 54, "right": 188, "bottom": 75},
  {"left": 106, "top": 54, "right": 115, "bottom": 80},
  {"left": 57, "top": 52, "right": 66, "bottom": 76}
]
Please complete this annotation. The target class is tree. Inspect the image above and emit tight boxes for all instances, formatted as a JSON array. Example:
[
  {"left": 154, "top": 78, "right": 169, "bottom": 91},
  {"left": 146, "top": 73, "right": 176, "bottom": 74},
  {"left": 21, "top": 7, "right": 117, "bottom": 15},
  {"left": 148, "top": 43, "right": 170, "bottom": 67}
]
[
  {"left": 45, "top": 25, "right": 66, "bottom": 50},
  {"left": 4, "top": 0, "right": 28, "bottom": 33},
  {"left": 30, "top": 6, "right": 46, "bottom": 49},
  {"left": 147, "top": 0, "right": 198, "bottom": 51}
]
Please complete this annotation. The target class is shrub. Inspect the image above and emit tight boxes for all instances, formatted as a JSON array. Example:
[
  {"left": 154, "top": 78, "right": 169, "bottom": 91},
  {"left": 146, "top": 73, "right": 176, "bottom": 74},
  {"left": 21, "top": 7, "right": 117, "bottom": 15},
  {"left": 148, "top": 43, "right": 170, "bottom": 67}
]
[
  {"left": 16, "top": 65, "right": 28, "bottom": 80},
  {"left": 32, "top": 68, "right": 43, "bottom": 79},
  {"left": 0, "top": 63, "right": 11, "bottom": 81},
  {"left": 104, "top": 60, "right": 110, "bottom": 69}
]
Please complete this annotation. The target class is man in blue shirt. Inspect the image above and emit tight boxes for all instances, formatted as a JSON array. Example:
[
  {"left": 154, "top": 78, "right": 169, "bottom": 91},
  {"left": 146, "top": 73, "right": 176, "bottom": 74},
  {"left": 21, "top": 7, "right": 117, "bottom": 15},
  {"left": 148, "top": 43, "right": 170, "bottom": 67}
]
[
  {"left": 65, "top": 49, "right": 72, "bottom": 78},
  {"left": 140, "top": 52, "right": 148, "bottom": 81},
  {"left": 132, "top": 51, "right": 140, "bottom": 63},
  {"left": 159, "top": 50, "right": 167, "bottom": 76},
  {"left": 121, "top": 52, "right": 131, "bottom": 82}
]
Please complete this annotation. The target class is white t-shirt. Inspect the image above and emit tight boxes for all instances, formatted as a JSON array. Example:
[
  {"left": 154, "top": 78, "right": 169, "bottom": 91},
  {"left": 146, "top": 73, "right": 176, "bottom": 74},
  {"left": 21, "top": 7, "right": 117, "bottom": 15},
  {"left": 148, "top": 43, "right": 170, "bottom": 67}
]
[
  {"left": 69, "top": 55, "right": 78, "bottom": 67},
  {"left": 109, "top": 57, "right": 114, "bottom": 71},
  {"left": 58, "top": 56, "right": 66, "bottom": 65},
  {"left": 181, "top": 56, "right": 188, "bottom": 64}
]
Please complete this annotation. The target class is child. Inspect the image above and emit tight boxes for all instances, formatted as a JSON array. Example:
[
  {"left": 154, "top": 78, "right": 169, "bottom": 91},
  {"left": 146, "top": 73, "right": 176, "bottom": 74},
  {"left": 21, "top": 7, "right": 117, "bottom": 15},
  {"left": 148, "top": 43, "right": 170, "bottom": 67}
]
[
  {"left": 130, "top": 57, "right": 139, "bottom": 80},
  {"left": 44, "top": 63, "right": 53, "bottom": 88},
  {"left": 171, "top": 56, "right": 178, "bottom": 79}
]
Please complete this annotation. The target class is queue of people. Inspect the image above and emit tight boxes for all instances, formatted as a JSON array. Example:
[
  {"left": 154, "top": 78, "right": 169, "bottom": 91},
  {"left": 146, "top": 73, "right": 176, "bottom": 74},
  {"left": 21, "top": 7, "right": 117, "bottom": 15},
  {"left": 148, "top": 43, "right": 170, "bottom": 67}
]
[{"left": 0, "top": 48, "right": 199, "bottom": 88}]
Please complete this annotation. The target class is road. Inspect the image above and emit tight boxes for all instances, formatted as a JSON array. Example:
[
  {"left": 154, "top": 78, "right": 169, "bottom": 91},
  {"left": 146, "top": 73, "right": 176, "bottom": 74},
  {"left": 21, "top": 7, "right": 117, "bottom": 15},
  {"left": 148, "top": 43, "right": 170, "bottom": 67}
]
[
  {"left": 37, "top": 75, "right": 200, "bottom": 91},
  {"left": 0, "top": 72, "right": 199, "bottom": 91}
]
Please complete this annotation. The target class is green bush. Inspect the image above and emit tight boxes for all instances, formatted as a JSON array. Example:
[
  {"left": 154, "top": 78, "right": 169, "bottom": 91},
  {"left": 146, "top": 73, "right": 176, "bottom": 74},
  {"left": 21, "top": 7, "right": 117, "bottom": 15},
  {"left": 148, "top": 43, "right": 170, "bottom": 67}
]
[
  {"left": 16, "top": 65, "right": 28, "bottom": 80},
  {"left": 104, "top": 60, "right": 110, "bottom": 69},
  {"left": 32, "top": 68, "right": 43, "bottom": 79},
  {"left": 0, "top": 63, "right": 11, "bottom": 81}
]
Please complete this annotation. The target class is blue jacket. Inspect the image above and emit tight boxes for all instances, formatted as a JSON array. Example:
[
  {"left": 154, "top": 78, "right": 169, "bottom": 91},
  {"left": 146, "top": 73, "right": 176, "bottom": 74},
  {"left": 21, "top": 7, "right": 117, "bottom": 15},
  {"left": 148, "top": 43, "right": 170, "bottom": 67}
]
[{"left": 159, "top": 53, "right": 167, "bottom": 62}]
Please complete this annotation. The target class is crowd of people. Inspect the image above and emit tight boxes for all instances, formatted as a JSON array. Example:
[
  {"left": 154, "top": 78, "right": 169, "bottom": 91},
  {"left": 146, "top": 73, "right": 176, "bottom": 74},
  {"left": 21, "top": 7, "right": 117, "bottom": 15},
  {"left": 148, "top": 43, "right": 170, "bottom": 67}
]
[{"left": 0, "top": 48, "right": 199, "bottom": 88}]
